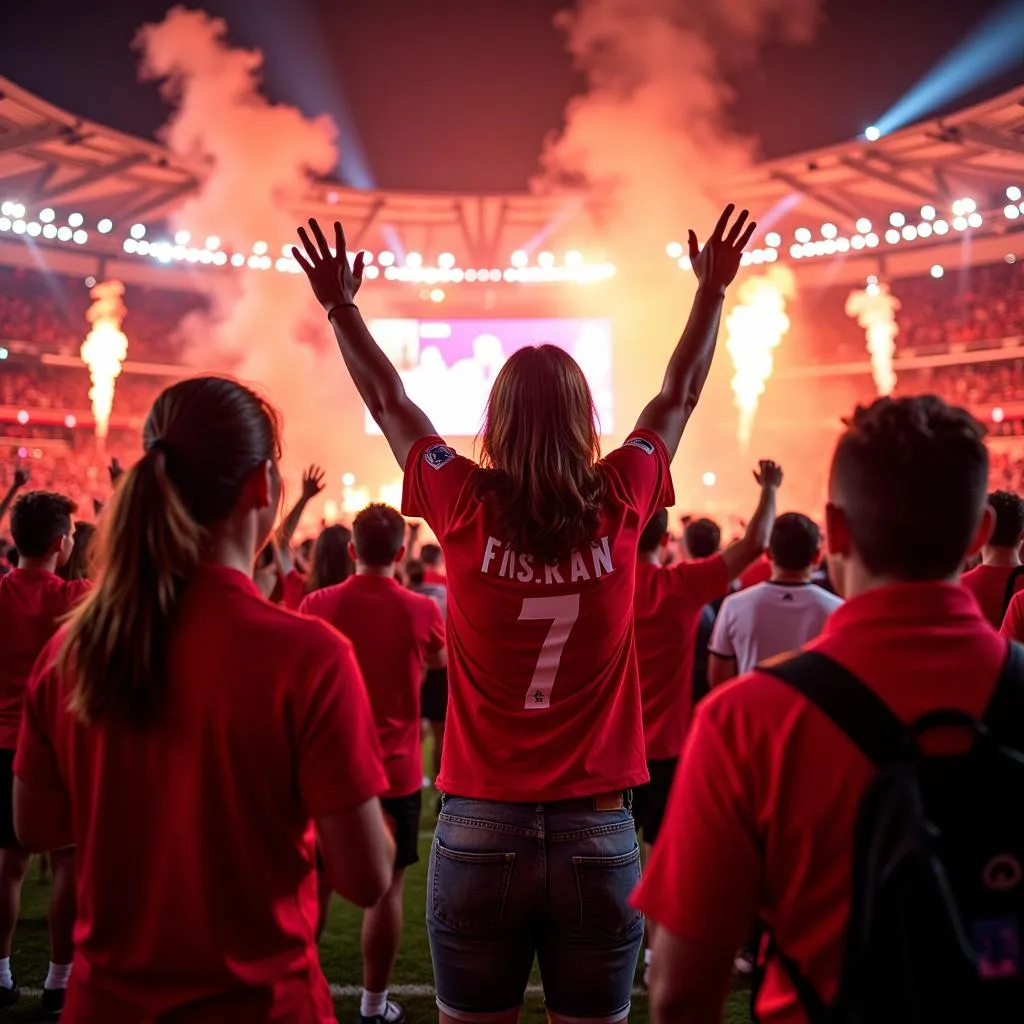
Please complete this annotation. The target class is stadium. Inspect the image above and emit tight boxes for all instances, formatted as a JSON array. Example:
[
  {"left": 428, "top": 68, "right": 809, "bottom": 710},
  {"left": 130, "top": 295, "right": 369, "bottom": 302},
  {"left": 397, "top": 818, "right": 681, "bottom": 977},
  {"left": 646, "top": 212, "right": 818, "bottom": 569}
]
[{"left": 1, "top": 3, "right": 1024, "bottom": 1022}]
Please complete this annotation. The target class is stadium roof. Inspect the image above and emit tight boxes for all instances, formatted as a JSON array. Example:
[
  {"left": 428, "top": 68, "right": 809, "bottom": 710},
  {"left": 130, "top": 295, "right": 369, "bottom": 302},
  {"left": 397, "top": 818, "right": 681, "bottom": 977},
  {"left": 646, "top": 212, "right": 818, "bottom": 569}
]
[{"left": 0, "top": 73, "right": 1021, "bottom": 280}]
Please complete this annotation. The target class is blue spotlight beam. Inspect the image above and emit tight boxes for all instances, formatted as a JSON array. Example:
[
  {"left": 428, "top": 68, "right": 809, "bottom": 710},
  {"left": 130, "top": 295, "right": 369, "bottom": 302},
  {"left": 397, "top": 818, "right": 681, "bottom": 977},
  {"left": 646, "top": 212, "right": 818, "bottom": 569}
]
[{"left": 874, "top": 0, "right": 1024, "bottom": 137}]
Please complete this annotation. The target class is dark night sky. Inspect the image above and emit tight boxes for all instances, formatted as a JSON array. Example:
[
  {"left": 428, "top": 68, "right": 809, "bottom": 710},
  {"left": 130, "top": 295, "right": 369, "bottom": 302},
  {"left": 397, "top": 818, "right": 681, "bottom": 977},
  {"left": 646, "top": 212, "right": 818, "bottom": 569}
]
[{"left": 4, "top": 0, "right": 1022, "bottom": 193}]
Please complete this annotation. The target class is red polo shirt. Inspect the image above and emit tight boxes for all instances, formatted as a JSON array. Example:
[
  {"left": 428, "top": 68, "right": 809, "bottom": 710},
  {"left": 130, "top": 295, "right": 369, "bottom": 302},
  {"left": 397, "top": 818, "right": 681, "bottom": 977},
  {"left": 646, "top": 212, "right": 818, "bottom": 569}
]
[
  {"left": 16, "top": 564, "right": 387, "bottom": 1024},
  {"left": 738, "top": 554, "right": 771, "bottom": 590},
  {"left": 0, "top": 568, "right": 89, "bottom": 749},
  {"left": 633, "top": 583, "right": 1005, "bottom": 1024},
  {"left": 961, "top": 563, "right": 1023, "bottom": 629},
  {"left": 300, "top": 575, "right": 445, "bottom": 798},
  {"left": 402, "top": 430, "right": 674, "bottom": 802},
  {"left": 633, "top": 555, "right": 730, "bottom": 761}
]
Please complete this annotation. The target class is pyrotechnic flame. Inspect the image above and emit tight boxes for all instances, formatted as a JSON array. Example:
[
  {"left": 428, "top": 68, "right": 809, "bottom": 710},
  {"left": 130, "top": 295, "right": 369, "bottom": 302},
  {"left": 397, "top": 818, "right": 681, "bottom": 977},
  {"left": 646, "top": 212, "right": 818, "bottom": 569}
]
[
  {"left": 80, "top": 280, "right": 128, "bottom": 441},
  {"left": 845, "top": 278, "right": 900, "bottom": 396},
  {"left": 725, "top": 267, "right": 795, "bottom": 448}
]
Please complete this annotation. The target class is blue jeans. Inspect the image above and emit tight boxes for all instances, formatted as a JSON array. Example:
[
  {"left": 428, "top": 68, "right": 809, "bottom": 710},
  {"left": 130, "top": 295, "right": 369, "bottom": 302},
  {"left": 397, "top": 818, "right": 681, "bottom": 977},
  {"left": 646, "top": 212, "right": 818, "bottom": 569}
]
[{"left": 427, "top": 793, "right": 643, "bottom": 1021}]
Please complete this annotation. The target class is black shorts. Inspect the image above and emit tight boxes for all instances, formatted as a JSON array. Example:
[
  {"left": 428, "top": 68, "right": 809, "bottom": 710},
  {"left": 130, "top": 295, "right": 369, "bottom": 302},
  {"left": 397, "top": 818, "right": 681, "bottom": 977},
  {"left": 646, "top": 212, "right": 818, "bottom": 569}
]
[
  {"left": 0, "top": 750, "right": 19, "bottom": 849},
  {"left": 632, "top": 757, "right": 678, "bottom": 845},
  {"left": 383, "top": 790, "right": 422, "bottom": 871},
  {"left": 421, "top": 668, "right": 449, "bottom": 723},
  {"left": 315, "top": 789, "right": 422, "bottom": 875}
]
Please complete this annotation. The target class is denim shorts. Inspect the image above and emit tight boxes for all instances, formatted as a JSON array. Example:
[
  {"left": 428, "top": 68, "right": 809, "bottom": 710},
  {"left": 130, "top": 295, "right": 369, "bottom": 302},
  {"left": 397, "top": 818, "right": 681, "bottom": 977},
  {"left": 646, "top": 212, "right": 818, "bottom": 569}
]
[{"left": 427, "top": 793, "right": 643, "bottom": 1022}]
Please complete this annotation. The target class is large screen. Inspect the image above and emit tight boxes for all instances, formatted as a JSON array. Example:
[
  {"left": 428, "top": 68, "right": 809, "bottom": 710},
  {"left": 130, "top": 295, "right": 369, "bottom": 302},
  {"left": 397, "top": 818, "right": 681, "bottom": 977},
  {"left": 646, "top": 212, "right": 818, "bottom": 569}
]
[{"left": 365, "top": 317, "right": 614, "bottom": 437}]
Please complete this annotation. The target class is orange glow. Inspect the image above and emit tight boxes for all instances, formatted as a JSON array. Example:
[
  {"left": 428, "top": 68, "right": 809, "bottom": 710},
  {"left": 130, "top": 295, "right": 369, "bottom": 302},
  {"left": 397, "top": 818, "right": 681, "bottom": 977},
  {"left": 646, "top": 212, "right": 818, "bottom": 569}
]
[
  {"left": 725, "top": 267, "right": 795, "bottom": 448},
  {"left": 845, "top": 280, "right": 900, "bottom": 396},
  {"left": 80, "top": 279, "right": 128, "bottom": 441}
]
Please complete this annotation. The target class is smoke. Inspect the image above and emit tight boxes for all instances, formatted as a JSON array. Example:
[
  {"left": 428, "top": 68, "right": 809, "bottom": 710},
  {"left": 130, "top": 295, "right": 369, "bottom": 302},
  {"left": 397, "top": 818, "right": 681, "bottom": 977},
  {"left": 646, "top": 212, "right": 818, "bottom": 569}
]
[
  {"left": 725, "top": 265, "right": 795, "bottom": 447},
  {"left": 844, "top": 277, "right": 901, "bottom": 396},
  {"left": 134, "top": 7, "right": 347, "bottom": 521},
  {"left": 538, "top": 0, "right": 820, "bottom": 503},
  {"left": 81, "top": 279, "right": 129, "bottom": 442}
]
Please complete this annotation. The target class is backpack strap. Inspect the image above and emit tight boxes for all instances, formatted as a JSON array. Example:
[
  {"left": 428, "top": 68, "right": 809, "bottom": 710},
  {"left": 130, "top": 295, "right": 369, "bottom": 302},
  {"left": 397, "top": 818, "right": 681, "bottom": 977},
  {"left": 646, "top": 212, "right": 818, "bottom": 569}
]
[
  {"left": 1001, "top": 566, "right": 1024, "bottom": 621},
  {"left": 759, "top": 650, "right": 907, "bottom": 768},
  {"left": 982, "top": 640, "right": 1024, "bottom": 747}
]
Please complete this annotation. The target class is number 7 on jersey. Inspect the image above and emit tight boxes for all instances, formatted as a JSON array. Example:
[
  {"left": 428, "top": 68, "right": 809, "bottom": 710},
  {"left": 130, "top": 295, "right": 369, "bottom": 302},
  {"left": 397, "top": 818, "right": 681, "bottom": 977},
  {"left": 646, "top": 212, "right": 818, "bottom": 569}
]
[{"left": 519, "top": 594, "right": 581, "bottom": 710}]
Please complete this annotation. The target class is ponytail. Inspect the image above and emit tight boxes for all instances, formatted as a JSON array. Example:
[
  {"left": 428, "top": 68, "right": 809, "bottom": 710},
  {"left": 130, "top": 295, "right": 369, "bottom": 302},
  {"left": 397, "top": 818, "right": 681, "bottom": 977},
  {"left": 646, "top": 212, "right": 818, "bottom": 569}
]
[{"left": 60, "top": 447, "right": 204, "bottom": 726}]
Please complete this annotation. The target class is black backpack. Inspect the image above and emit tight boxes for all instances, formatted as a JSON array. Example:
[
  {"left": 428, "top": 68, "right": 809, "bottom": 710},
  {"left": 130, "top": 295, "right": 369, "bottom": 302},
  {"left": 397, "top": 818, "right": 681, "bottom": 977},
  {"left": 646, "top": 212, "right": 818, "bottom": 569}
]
[
  {"left": 1001, "top": 565, "right": 1024, "bottom": 621},
  {"left": 752, "top": 643, "right": 1024, "bottom": 1024}
]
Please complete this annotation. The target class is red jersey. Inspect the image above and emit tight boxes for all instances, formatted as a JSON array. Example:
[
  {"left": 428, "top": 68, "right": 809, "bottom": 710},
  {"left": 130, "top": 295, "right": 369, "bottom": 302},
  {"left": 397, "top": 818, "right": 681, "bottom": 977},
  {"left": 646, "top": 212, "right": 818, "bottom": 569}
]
[
  {"left": 423, "top": 568, "right": 447, "bottom": 586},
  {"left": 402, "top": 430, "right": 674, "bottom": 802},
  {"left": 300, "top": 575, "right": 444, "bottom": 798},
  {"left": 633, "top": 583, "right": 1005, "bottom": 1024},
  {"left": 281, "top": 569, "right": 308, "bottom": 611},
  {"left": 633, "top": 555, "right": 730, "bottom": 761},
  {"left": 961, "top": 563, "right": 1023, "bottom": 628},
  {"left": 15, "top": 564, "right": 387, "bottom": 1024},
  {"left": 0, "top": 568, "right": 89, "bottom": 749},
  {"left": 738, "top": 554, "right": 772, "bottom": 590}
]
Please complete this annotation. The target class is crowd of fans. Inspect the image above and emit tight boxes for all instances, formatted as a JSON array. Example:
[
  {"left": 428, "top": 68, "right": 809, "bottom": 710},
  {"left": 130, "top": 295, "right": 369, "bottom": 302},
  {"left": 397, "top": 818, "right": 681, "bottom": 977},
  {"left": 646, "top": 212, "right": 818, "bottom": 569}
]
[{"left": 0, "top": 207, "right": 1022, "bottom": 1024}]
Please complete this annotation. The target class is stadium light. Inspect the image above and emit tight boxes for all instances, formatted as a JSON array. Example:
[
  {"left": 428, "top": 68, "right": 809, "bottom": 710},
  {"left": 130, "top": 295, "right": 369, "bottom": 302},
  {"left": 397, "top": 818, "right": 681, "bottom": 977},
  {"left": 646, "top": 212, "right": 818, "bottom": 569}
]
[
  {"left": 930, "top": 265, "right": 944, "bottom": 278},
  {"left": 16, "top": 410, "right": 29, "bottom": 425},
  {"left": 993, "top": 407, "right": 1005, "bottom": 423},
  {"left": 920, "top": 205, "right": 936, "bottom": 221},
  {"left": 97, "top": 218, "right": 113, "bottom": 234},
  {"left": 967, "top": 212, "right": 983, "bottom": 229},
  {"left": 230, "top": 253, "right": 245, "bottom": 267},
  {"left": 342, "top": 473, "right": 356, "bottom": 487},
  {"left": 206, "top": 236, "right": 221, "bottom": 250},
  {"left": 821, "top": 223, "right": 838, "bottom": 239},
  {"left": 511, "top": 249, "right": 529, "bottom": 267},
  {"left": 702, "top": 471, "right": 717, "bottom": 486},
  {"left": 429, "top": 288, "right": 446, "bottom": 303},
  {"left": 933, "top": 219, "right": 949, "bottom": 235},
  {"left": 130, "top": 223, "right": 146, "bottom": 239},
  {"left": 666, "top": 241, "right": 683, "bottom": 259},
  {"left": 901, "top": 225, "right": 918, "bottom": 241},
  {"left": 884, "top": 229, "right": 900, "bottom": 244},
  {"left": 889, "top": 212, "right": 906, "bottom": 228},
  {"left": 252, "top": 240, "right": 268, "bottom": 256},
  {"left": 72, "top": 230, "right": 88, "bottom": 245},
  {"left": 538, "top": 252, "right": 555, "bottom": 269},
  {"left": 26, "top": 222, "right": 41, "bottom": 237},
  {"left": 864, "top": 126, "right": 881, "bottom": 142},
  {"left": 39, "top": 208, "right": 55, "bottom": 223},
  {"left": 854, "top": 218, "right": 871, "bottom": 234},
  {"left": 1007, "top": 205, "right": 1022, "bottom": 220},
  {"left": 765, "top": 232, "right": 781, "bottom": 248},
  {"left": 378, "top": 250, "right": 395, "bottom": 267},
  {"left": 1008, "top": 186, "right": 1022, "bottom": 202},
  {"left": 67, "top": 213, "right": 84, "bottom": 228},
  {"left": 174, "top": 230, "right": 190, "bottom": 245},
  {"left": 438, "top": 252, "right": 456, "bottom": 269},
  {"left": 405, "top": 252, "right": 422, "bottom": 268},
  {"left": 794, "top": 227, "right": 812, "bottom": 243}
]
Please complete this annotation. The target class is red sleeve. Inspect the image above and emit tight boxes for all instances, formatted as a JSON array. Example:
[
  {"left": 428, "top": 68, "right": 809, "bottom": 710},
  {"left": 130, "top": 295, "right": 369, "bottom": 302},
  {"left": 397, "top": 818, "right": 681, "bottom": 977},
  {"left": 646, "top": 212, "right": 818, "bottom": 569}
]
[
  {"left": 401, "top": 436, "right": 477, "bottom": 542},
  {"left": 14, "top": 653, "right": 64, "bottom": 791},
  {"left": 282, "top": 571, "right": 307, "bottom": 611},
  {"left": 293, "top": 633, "right": 388, "bottom": 818},
  {"left": 424, "top": 598, "right": 445, "bottom": 654},
  {"left": 1000, "top": 592, "right": 1024, "bottom": 640},
  {"left": 671, "top": 554, "right": 731, "bottom": 612},
  {"left": 601, "top": 430, "right": 675, "bottom": 526},
  {"left": 631, "top": 694, "right": 760, "bottom": 948}
]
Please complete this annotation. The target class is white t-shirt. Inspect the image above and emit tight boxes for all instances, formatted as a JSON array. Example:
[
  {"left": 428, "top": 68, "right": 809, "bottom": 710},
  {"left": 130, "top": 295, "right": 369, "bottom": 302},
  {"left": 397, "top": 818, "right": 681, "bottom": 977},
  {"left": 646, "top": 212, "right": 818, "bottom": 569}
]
[{"left": 708, "top": 581, "right": 843, "bottom": 675}]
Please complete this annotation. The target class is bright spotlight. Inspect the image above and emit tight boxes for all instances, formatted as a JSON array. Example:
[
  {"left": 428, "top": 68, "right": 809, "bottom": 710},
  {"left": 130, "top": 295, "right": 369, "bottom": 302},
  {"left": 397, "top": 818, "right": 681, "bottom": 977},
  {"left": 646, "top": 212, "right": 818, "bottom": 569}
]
[
  {"left": 97, "top": 218, "right": 113, "bottom": 233},
  {"left": 855, "top": 217, "right": 872, "bottom": 234},
  {"left": 511, "top": 249, "right": 528, "bottom": 268},
  {"left": 885, "top": 229, "right": 901, "bottom": 244},
  {"left": 665, "top": 241, "right": 683, "bottom": 259},
  {"left": 952, "top": 216, "right": 968, "bottom": 231},
  {"left": 565, "top": 250, "right": 582, "bottom": 266},
  {"left": 252, "top": 240, "right": 268, "bottom": 255},
  {"left": 961, "top": 198, "right": 977, "bottom": 214},
  {"left": 64, "top": 414, "right": 77, "bottom": 429},
  {"left": 889, "top": 212, "right": 906, "bottom": 227},
  {"left": 1008, "top": 186, "right": 1022, "bottom": 202},
  {"left": 67, "top": 212, "right": 84, "bottom": 228},
  {"left": 130, "top": 223, "right": 146, "bottom": 239},
  {"left": 230, "top": 253, "right": 245, "bottom": 267},
  {"left": 72, "top": 229, "right": 88, "bottom": 245},
  {"left": 429, "top": 288, "right": 445, "bottom": 303},
  {"left": 993, "top": 407, "right": 1006, "bottom": 424},
  {"left": 342, "top": 472, "right": 356, "bottom": 487},
  {"left": 16, "top": 410, "right": 29, "bottom": 426},
  {"left": 933, "top": 219, "right": 949, "bottom": 235},
  {"left": 378, "top": 250, "right": 395, "bottom": 267},
  {"left": 865, "top": 126, "right": 881, "bottom": 142},
  {"left": 206, "top": 236, "right": 221, "bottom": 250},
  {"left": 967, "top": 212, "right": 983, "bottom": 228},
  {"left": 821, "top": 223, "right": 838, "bottom": 239},
  {"left": 765, "top": 231, "right": 781, "bottom": 248},
  {"left": 174, "top": 230, "right": 190, "bottom": 245},
  {"left": 538, "top": 251, "right": 555, "bottom": 269},
  {"left": 405, "top": 252, "right": 423, "bottom": 268},
  {"left": 26, "top": 222, "right": 41, "bottom": 237},
  {"left": 930, "top": 264, "right": 944, "bottom": 278},
  {"left": 701, "top": 471, "right": 717, "bottom": 487},
  {"left": 794, "top": 227, "right": 812, "bottom": 243},
  {"left": 901, "top": 225, "right": 918, "bottom": 241},
  {"left": 1007, "top": 205, "right": 1022, "bottom": 220},
  {"left": 38, "top": 208, "right": 54, "bottom": 223},
  {"left": 438, "top": 252, "right": 456, "bottom": 269},
  {"left": 920, "top": 205, "right": 936, "bottom": 221}
]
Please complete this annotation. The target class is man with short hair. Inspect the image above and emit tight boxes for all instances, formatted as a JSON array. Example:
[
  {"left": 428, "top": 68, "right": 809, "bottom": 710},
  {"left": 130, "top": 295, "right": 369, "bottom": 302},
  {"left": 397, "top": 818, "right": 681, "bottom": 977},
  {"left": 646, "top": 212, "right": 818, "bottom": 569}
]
[
  {"left": 635, "top": 396, "right": 1007, "bottom": 1024},
  {"left": 300, "top": 504, "right": 445, "bottom": 1024},
  {"left": 708, "top": 513, "right": 842, "bottom": 685},
  {"left": 961, "top": 489, "right": 1024, "bottom": 627},
  {"left": 0, "top": 491, "right": 87, "bottom": 1014}
]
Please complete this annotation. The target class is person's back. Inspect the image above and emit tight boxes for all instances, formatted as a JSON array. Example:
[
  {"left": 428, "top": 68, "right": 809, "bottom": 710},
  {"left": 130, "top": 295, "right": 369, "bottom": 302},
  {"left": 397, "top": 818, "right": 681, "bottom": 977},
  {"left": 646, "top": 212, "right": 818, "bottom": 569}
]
[
  {"left": 13, "top": 377, "right": 394, "bottom": 1024},
  {"left": 638, "top": 396, "right": 1006, "bottom": 1024},
  {"left": 961, "top": 489, "right": 1024, "bottom": 627},
  {"left": 25, "top": 574, "right": 380, "bottom": 1018},
  {"left": 709, "top": 513, "right": 841, "bottom": 684}
]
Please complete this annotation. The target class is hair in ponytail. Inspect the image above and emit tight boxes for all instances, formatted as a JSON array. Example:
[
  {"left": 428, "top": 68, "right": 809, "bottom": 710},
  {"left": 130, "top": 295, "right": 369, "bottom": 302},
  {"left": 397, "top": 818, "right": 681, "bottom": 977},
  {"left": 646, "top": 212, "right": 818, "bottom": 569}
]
[{"left": 59, "top": 376, "right": 281, "bottom": 727}]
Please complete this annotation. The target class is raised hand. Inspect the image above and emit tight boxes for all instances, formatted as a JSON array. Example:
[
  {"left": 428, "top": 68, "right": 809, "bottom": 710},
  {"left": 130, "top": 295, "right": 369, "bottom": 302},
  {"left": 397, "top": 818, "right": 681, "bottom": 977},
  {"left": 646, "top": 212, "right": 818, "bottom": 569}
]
[
  {"left": 754, "top": 460, "right": 784, "bottom": 490},
  {"left": 292, "top": 219, "right": 365, "bottom": 312},
  {"left": 302, "top": 464, "right": 326, "bottom": 501},
  {"left": 12, "top": 467, "right": 28, "bottom": 489},
  {"left": 108, "top": 458, "right": 123, "bottom": 486},
  {"left": 687, "top": 205, "right": 757, "bottom": 294}
]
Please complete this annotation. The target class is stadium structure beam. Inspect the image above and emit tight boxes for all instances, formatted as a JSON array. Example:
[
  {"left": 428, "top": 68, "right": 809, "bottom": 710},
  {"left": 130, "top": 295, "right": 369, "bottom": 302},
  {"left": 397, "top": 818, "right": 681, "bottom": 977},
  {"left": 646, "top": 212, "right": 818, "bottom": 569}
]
[
  {"left": 0, "top": 122, "right": 74, "bottom": 153},
  {"left": 953, "top": 122, "right": 1024, "bottom": 159},
  {"left": 840, "top": 157, "right": 937, "bottom": 204},
  {"left": 769, "top": 170, "right": 864, "bottom": 224},
  {"left": 116, "top": 178, "right": 199, "bottom": 221},
  {"left": 349, "top": 198, "right": 383, "bottom": 250},
  {"left": 36, "top": 153, "right": 150, "bottom": 202}
]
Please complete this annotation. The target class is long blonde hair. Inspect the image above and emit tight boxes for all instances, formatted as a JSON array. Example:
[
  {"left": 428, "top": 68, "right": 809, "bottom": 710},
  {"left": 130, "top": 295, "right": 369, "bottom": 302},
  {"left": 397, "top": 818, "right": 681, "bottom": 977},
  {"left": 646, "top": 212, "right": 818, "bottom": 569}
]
[{"left": 60, "top": 377, "right": 281, "bottom": 727}]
